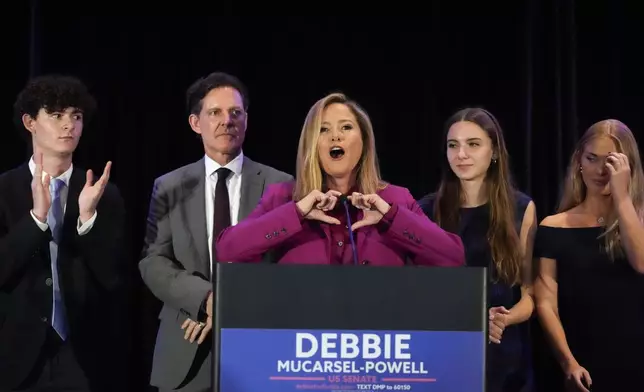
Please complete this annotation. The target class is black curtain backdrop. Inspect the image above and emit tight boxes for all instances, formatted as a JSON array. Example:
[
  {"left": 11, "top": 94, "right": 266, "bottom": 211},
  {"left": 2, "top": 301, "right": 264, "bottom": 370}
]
[{"left": 1, "top": 3, "right": 642, "bottom": 391}]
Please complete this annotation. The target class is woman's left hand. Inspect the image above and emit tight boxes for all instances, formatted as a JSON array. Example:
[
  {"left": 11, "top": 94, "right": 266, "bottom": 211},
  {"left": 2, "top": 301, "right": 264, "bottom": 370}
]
[
  {"left": 606, "top": 152, "right": 631, "bottom": 202},
  {"left": 347, "top": 192, "right": 391, "bottom": 230}
]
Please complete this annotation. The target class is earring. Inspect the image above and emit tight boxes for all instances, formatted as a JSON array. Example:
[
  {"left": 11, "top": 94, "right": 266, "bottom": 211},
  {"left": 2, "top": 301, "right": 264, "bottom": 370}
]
[
  {"left": 579, "top": 165, "right": 583, "bottom": 172},
  {"left": 492, "top": 158, "right": 497, "bottom": 164}
]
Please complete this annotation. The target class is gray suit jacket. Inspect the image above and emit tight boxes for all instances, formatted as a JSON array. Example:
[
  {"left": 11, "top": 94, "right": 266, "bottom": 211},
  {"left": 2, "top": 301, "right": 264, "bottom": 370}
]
[{"left": 139, "top": 156, "right": 293, "bottom": 390}]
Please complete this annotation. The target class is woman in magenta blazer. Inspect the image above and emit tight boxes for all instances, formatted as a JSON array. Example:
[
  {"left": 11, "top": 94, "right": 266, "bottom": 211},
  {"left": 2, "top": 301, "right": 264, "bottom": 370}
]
[{"left": 215, "top": 93, "right": 465, "bottom": 267}]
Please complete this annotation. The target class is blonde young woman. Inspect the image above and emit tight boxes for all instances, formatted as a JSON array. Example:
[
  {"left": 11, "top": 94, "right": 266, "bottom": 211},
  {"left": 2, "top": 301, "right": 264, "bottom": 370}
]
[
  {"left": 534, "top": 119, "right": 644, "bottom": 392},
  {"left": 216, "top": 92, "right": 465, "bottom": 267}
]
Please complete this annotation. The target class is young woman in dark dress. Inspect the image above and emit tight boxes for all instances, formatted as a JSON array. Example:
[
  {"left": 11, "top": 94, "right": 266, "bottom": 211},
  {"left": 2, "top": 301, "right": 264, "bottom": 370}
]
[
  {"left": 418, "top": 108, "right": 537, "bottom": 392},
  {"left": 534, "top": 119, "right": 644, "bottom": 392}
]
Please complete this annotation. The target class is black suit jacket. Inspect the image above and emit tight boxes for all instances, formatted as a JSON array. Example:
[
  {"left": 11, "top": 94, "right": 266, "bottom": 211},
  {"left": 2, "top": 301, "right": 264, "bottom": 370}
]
[{"left": 0, "top": 163, "right": 128, "bottom": 391}]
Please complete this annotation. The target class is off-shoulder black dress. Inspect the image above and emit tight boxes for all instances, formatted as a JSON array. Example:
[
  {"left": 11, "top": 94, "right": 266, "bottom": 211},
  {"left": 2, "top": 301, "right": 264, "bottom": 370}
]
[{"left": 533, "top": 225, "right": 644, "bottom": 391}]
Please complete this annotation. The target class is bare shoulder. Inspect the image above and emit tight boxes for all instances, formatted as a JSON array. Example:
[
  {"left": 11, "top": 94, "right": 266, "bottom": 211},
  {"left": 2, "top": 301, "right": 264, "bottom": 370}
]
[
  {"left": 523, "top": 200, "right": 537, "bottom": 218},
  {"left": 540, "top": 205, "right": 590, "bottom": 228},
  {"left": 539, "top": 212, "right": 569, "bottom": 228},
  {"left": 520, "top": 200, "right": 537, "bottom": 230}
]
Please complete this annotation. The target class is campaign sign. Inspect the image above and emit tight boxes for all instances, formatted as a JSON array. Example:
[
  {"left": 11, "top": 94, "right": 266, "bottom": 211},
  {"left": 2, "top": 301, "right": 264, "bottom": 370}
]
[{"left": 219, "top": 329, "right": 484, "bottom": 392}]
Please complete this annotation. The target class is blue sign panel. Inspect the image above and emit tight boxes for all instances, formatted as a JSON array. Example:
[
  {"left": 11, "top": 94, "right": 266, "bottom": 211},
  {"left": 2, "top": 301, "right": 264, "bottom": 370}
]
[{"left": 219, "top": 329, "right": 484, "bottom": 391}]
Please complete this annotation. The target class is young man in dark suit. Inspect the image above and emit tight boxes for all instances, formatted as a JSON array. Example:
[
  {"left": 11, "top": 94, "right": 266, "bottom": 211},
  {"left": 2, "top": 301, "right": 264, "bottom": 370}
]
[{"left": 0, "top": 75, "right": 127, "bottom": 391}]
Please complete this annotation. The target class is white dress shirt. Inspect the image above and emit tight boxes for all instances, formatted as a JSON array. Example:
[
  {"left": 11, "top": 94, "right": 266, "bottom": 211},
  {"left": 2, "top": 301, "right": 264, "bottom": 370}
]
[
  {"left": 205, "top": 151, "right": 244, "bottom": 270},
  {"left": 27, "top": 156, "right": 97, "bottom": 332},
  {"left": 28, "top": 156, "right": 97, "bottom": 234}
]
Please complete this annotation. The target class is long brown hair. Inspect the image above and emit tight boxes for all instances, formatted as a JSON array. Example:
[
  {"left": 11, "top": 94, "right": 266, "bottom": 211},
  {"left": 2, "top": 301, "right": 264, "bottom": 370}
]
[
  {"left": 558, "top": 119, "right": 644, "bottom": 260},
  {"left": 293, "top": 93, "right": 387, "bottom": 201},
  {"left": 433, "top": 108, "right": 522, "bottom": 285}
]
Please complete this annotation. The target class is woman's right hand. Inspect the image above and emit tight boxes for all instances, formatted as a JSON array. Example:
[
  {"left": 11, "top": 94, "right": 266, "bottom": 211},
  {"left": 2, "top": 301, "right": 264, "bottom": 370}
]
[
  {"left": 565, "top": 361, "right": 592, "bottom": 392},
  {"left": 296, "top": 190, "right": 342, "bottom": 225},
  {"left": 488, "top": 306, "right": 510, "bottom": 344}
]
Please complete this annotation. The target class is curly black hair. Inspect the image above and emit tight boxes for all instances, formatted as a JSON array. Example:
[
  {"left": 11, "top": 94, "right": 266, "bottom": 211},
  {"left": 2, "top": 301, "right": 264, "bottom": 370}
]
[
  {"left": 186, "top": 72, "right": 249, "bottom": 116},
  {"left": 13, "top": 74, "right": 97, "bottom": 137}
]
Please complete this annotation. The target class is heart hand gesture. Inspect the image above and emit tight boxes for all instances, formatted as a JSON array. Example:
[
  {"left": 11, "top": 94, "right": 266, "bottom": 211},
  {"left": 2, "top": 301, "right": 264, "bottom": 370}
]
[
  {"left": 78, "top": 161, "right": 112, "bottom": 223},
  {"left": 347, "top": 192, "right": 391, "bottom": 230},
  {"left": 295, "top": 190, "right": 342, "bottom": 225}
]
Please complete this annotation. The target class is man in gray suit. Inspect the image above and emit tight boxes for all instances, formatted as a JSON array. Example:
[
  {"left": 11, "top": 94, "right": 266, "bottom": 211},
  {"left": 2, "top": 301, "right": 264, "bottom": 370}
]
[{"left": 139, "top": 72, "right": 293, "bottom": 392}]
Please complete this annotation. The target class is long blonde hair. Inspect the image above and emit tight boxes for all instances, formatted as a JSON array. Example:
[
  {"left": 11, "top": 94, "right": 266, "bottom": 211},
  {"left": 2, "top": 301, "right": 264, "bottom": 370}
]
[
  {"left": 293, "top": 93, "right": 387, "bottom": 201},
  {"left": 558, "top": 119, "right": 644, "bottom": 259}
]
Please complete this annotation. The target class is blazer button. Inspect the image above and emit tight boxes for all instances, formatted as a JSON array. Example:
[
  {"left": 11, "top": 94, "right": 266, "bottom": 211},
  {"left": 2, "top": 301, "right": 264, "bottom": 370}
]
[
  {"left": 41, "top": 316, "right": 48, "bottom": 322},
  {"left": 361, "top": 260, "right": 369, "bottom": 265},
  {"left": 45, "top": 278, "right": 53, "bottom": 286}
]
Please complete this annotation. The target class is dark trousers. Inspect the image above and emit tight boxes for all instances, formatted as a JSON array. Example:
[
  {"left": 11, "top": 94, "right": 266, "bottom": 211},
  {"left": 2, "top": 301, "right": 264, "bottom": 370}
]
[{"left": 5, "top": 329, "right": 90, "bottom": 392}]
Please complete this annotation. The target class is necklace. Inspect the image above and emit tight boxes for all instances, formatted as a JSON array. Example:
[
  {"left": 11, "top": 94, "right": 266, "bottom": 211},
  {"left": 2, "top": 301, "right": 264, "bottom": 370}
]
[{"left": 597, "top": 216, "right": 605, "bottom": 225}]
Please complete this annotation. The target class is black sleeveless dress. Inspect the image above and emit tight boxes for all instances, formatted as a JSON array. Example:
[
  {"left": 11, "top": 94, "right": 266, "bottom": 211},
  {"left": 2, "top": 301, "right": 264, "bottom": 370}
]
[
  {"left": 418, "top": 191, "right": 534, "bottom": 392},
  {"left": 532, "top": 225, "right": 644, "bottom": 391}
]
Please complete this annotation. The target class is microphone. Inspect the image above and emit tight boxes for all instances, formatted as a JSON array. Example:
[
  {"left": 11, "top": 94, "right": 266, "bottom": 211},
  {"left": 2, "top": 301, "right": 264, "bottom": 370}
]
[{"left": 340, "top": 195, "right": 359, "bottom": 266}]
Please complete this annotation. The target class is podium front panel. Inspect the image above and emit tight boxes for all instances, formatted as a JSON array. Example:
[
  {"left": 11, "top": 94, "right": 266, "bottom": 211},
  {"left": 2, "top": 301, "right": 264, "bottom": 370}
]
[{"left": 214, "top": 263, "right": 486, "bottom": 392}]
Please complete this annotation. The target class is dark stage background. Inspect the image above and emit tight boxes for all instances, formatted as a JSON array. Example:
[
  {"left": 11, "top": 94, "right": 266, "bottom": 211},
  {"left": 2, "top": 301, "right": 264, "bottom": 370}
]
[{"left": 1, "top": 2, "right": 642, "bottom": 391}]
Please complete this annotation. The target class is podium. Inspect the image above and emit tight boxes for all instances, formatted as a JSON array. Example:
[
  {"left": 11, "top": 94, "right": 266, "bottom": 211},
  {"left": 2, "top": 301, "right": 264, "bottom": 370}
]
[{"left": 213, "top": 263, "right": 487, "bottom": 392}]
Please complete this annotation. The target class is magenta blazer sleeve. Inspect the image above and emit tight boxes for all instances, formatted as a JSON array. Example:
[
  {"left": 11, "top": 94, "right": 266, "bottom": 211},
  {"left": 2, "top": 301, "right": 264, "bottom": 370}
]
[
  {"left": 374, "top": 187, "right": 465, "bottom": 267},
  {"left": 215, "top": 183, "right": 304, "bottom": 262}
]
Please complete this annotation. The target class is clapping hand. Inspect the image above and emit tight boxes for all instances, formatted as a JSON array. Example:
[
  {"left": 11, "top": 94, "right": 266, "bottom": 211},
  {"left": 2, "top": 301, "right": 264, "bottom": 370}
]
[
  {"left": 347, "top": 192, "right": 391, "bottom": 231},
  {"left": 31, "top": 153, "right": 51, "bottom": 223},
  {"left": 78, "top": 161, "right": 112, "bottom": 223},
  {"left": 295, "top": 190, "right": 342, "bottom": 224}
]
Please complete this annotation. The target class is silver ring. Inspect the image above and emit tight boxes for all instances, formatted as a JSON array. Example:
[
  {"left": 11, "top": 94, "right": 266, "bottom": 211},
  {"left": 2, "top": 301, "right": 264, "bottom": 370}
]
[{"left": 198, "top": 322, "right": 205, "bottom": 328}]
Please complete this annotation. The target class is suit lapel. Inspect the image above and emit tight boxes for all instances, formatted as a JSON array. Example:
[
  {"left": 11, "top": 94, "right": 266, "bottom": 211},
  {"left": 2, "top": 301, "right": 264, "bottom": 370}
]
[
  {"left": 238, "top": 157, "right": 266, "bottom": 221},
  {"left": 16, "top": 164, "right": 35, "bottom": 215},
  {"left": 181, "top": 160, "right": 210, "bottom": 278}
]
